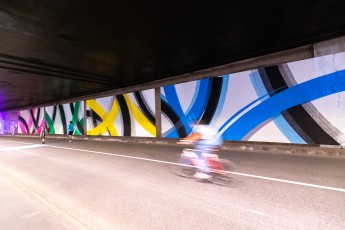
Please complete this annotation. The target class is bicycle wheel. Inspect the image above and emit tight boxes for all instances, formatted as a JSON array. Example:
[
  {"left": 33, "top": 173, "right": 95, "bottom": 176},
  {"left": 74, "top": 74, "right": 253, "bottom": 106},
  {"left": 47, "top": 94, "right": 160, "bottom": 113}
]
[
  {"left": 211, "top": 159, "right": 236, "bottom": 186},
  {"left": 220, "top": 159, "right": 237, "bottom": 172},
  {"left": 171, "top": 155, "right": 196, "bottom": 178}
]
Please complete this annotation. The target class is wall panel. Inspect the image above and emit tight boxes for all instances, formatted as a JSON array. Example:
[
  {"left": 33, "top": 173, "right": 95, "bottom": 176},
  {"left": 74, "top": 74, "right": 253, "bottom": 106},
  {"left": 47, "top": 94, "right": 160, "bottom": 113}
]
[
  {"left": 86, "top": 90, "right": 156, "bottom": 137},
  {"left": 161, "top": 53, "right": 345, "bottom": 144},
  {"left": 45, "top": 102, "right": 84, "bottom": 135},
  {"left": 18, "top": 108, "right": 45, "bottom": 134}
]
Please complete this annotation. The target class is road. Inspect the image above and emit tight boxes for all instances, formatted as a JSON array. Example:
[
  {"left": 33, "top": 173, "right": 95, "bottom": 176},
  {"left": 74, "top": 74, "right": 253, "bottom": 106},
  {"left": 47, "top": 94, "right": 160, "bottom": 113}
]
[{"left": 0, "top": 136, "right": 344, "bottom": 230}]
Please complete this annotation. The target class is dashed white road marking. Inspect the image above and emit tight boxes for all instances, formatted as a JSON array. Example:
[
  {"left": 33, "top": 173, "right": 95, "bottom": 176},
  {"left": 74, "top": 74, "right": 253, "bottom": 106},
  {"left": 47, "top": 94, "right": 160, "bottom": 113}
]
[{"left": 246, "top": 209, "right": 265, "bottom": 216}]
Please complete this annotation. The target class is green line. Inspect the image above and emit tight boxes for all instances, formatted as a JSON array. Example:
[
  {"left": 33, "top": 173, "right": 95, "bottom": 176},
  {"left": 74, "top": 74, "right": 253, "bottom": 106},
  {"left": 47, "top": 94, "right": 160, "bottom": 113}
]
[
  {"left": 45, "top": 111, "right": 55, "bottom": 134},
  {"left": 72, "top": 102, "right": 80, "bottom": 124}
]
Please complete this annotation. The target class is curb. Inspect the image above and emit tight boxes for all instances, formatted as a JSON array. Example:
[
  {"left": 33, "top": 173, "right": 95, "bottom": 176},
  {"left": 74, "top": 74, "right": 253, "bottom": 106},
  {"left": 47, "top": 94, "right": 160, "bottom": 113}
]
[{"left": 7, "top": 134, "right": 345, "bottom": 158}]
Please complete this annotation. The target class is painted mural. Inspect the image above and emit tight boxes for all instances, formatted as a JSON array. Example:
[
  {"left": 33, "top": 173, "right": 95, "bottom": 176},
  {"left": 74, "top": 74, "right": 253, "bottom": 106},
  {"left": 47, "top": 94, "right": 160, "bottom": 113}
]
[
  {"left": 45, "top": 102, "right": 84, "bottom": 135},
  {"left": 18, "top": 108, "right": 45, "bottom": 134},
  {"left": 2, "top": 121, "right": 17, "bottom": 135},
  {"left": 86, "top": 90, "right": 156, "bottom": 137},
  {"left": 161, "top": 52, "right": 345, "bottom": 145},
  {"left": 1, "top": 111, "right": 18, "bottom": 134}
]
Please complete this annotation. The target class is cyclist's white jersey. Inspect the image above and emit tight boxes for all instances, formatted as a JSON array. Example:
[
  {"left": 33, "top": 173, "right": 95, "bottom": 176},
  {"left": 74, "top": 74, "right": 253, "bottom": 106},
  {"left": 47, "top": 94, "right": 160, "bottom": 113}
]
[{"left": 193, "top": 125, "right": 223, "bottom": 146}]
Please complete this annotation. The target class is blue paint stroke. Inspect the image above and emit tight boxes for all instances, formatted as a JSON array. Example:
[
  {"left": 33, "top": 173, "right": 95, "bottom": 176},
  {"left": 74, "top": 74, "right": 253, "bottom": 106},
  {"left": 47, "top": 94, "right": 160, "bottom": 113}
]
[
  {"left": 249, "top": 70, "right": 305, "bottom": 143},
  {"left": 223, "top": 70, "right": 345, "bottom": 140}
]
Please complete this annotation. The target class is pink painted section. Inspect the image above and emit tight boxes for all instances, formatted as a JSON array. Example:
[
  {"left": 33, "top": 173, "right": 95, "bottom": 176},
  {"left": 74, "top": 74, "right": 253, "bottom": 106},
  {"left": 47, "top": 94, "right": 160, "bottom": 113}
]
[
  {"left": 36, "top": 119, "right": 46, "bottom": 134},
  {"left": 19, "top": 119, "right": 27, "bottom": 134},
  {"left": 18, "top": 111, "right": 26, "bottom": 134},
  {"left": 18, "top": 109, "right": 46, "bottom": 134},
  {"left": 28, "top": 108, "right": 37, "bottom": 133}
]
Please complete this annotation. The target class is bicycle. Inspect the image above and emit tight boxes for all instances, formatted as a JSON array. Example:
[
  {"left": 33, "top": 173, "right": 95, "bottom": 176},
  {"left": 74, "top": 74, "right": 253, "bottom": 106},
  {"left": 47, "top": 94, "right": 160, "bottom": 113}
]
[{"left": 172, "top": 147, "right": 237, "bottom": 186}]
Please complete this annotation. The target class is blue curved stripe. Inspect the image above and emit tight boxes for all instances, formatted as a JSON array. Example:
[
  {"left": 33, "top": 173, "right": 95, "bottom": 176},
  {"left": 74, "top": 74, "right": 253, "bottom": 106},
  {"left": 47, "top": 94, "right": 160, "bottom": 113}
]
[
  {"left": 223, "top": 70, "right": 345, "bottom": 140},
  {"left": 249, "top": 70, "right": 269, "bottom": 101},
  {"left": 164, "top": 127, "right": 179, "bottom": 138},
  {"left": 185, "top": 78, "right": 212, "bottom": 123},
  {"left": 274, "top": 116, "right": 306, "bottom": 143},
  {"left": 249, "top": 70, "right": 305, "bottom": 144},
  {"left": 164, "top": 79, "right": 211, "bottom": 134},
  {"left": 164, "top": 85, "right": 192, "bottom": 133},
  {"left": 186, "top": 80, "right": 201, "bottom": 114},
  {"left": 218, "top": 85, "right": 287, "bottom": 135}
]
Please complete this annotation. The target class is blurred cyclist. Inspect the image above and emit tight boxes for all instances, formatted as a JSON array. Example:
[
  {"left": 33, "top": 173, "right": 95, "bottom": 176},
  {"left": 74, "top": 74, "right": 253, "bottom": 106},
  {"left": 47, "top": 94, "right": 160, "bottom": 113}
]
[
  {"left": 179, "top": 123, "right": 223, "bottom": 180},
  {"left": 40, "top": 126, "right": 47, "bottom": 144}
]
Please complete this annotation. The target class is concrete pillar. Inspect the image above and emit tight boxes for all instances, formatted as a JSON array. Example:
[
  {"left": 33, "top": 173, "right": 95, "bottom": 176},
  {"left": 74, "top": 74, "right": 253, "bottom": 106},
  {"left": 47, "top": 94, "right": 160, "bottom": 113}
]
[
  {"left": 83, "top": 100, "right": 87, "bottom": 136},
  {"left": 155, "top": 87, "right": 162, "bottom": 138}
]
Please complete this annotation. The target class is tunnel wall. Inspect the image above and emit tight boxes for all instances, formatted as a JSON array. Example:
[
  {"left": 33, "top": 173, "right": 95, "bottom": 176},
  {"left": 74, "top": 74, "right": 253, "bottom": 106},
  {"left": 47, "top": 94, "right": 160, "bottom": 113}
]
[
  {"left": 4, "top": 37, "right": 345, "bottom": 145},
  {"left": 0, "top": 111, "right": 18, "bottom": 135},
  {"left": 161, "top": 53, "right": 345, "bottom": 145},
  {"left": 45, "top": 102, "right": 84, "bottom": 135},
  {"left": 85, "top": 89, "right": 155, "bottom": 137},
  {"left": 18, "top": 107, "right": 45, "bottom": 134}
]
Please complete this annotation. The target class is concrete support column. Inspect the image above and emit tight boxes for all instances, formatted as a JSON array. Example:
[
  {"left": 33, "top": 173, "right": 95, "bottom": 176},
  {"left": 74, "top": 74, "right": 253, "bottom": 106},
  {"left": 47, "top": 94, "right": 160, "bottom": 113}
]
[
  {"left": 83, "top": 100, "right": 87, "bottom": 136},
  {"left": 155, "top": 87, "right": 162, "bottom": 138}
]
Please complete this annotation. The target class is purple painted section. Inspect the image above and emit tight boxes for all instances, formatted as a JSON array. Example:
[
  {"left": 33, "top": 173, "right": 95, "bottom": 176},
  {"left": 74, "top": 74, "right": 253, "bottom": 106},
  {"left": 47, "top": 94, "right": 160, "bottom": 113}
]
[{"left": 0, "top": 111, "right": 18, "bottom": 134}]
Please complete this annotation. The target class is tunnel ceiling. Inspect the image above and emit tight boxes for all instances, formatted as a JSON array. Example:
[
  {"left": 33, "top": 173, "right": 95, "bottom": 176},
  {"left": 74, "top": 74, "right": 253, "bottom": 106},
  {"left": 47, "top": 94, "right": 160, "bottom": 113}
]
[{"left": 0, "top": 0, "right": 345, "bottom": 111}]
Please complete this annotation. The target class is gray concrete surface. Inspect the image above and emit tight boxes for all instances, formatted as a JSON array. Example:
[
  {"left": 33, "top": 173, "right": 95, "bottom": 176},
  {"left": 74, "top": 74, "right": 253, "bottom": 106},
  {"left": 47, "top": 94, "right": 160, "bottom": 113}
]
[{"left": 0, "top": 136, "right": 344, "bottom": 229}]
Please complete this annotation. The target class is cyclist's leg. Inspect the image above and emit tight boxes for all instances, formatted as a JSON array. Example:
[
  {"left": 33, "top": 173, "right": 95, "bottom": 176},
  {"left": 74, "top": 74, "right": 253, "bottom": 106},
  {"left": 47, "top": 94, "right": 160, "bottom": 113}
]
[{"left": 195, "top": 141, "right": 211, "bottom": 175}]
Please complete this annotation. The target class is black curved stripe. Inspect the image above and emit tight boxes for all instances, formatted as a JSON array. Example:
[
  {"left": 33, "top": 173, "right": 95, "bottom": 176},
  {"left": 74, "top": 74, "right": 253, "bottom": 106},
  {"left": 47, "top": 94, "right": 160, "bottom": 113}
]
[
  {"left": 77, "top": 123, "right": 84, "bottom": 135},
  {"left": 199, "top": 77, "right": 223, "bottom": 124},
  {"left": 161, "top": 99, "right": 187, "bottom": 137},
  {"left": 70, "top": 103, "right": 75, "bottom": 116},
  {"left": 86, "top": 109, "right": 102, "bottom": 128},
  {"left": 285, "top": 105, "right": 338, "bottom": 144},
  {"left": 18, "top": 116, "right": 29, "bottom": 133},
  {"left": 134, "top": 91, "right": 155, "bottom": 124},
  {"left": 76, "top": 120, "right": 84, "bottom": 134},
  {"left": 29, "top": 109, "right": 39, "bottom": 133},
  {"left": 86, "top": 109, "right": 106, "bottom": 135},
  {"left": 92, "top": 110, "right": 100, "bottom": 128},
  {"left": 70, "top": 103, "right": 84, "bottom": 134},
  {"left": 52, "top": 106, "right": 57, "bottom": 123},
  {"left": 261, "top": 66, "right": 338, "bottom": 145},
  {"left": 59, "top": 105, "right": 67, "bottom": 134},
  {"left": 116, "top": 95, "right": 131, "bottom": 136},
  {"left": 86, "top": 109, "right": 110, "bottom": 135}
]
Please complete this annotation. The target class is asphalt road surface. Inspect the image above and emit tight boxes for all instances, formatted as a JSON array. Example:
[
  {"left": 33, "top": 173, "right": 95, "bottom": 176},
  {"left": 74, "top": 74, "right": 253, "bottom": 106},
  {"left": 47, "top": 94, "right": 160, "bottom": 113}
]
[{"left": 0, "top": 136, "right": 344, "bottom": 230}]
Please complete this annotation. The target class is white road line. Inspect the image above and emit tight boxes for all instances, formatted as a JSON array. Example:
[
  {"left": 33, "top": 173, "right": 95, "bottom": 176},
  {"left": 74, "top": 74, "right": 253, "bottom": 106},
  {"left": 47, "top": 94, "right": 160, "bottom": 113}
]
[
  {"left": 246, "top": 209, "right": 265, "bottom": 216},
  {"left": 228, "top": 171, "right": 345, "bottom": 192},
  {"left": 0, "top": 140, "right": 37, "bottom": 145},
  {"left": 47, "top": 145, "right": 345, "bottom": 193},
  {"left": 1, "top": 140, "right": 344, "bottom": 193},
  {"left": 0, "top": 144, "right": 45, "bottom": 151}
]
